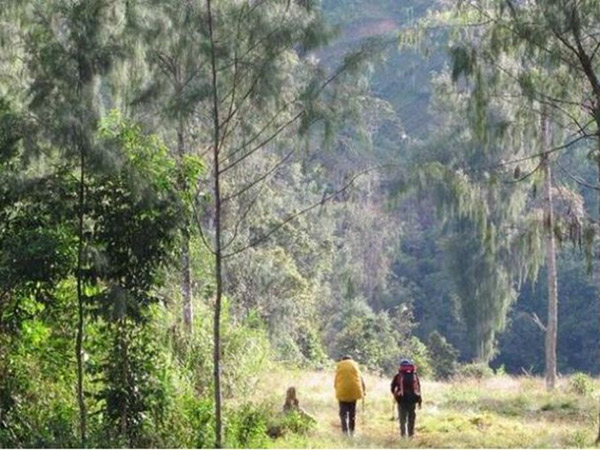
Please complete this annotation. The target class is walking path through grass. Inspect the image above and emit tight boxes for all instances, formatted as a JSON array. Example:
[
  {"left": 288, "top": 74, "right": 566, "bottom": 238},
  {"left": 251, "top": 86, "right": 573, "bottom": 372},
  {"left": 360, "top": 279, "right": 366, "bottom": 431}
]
[{"left": 252, "top": 368, "right": 598, "bottom": 448}]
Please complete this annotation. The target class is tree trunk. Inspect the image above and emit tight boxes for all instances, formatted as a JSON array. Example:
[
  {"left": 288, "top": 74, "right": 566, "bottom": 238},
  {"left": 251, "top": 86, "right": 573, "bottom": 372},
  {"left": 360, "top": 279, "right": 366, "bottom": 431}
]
[
  {"left": 119, "top": 321, "right": 128, "bottom": 443},
  {"left": 181, "top": 232, "right": 192, "bottom": 328},
  {"left": 541, "top": 114, "right": 558, "bottom": 391},
  {"left": 596, "top": 144, "right": 600, "bottom": 445},
  {"left": 76, "top": 143, "right": 87, "bottom": 446},
  {"left": 178, "top": 126, "right": 193, "bottom": 330},
  {"left": 207, "top": 0, "right": 223, "bottom": 446}
]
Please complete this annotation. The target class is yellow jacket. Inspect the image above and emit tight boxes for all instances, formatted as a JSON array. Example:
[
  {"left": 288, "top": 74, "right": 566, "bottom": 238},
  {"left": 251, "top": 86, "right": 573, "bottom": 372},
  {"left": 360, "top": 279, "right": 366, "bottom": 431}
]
[{"left": 334, "top": 359, "right": 365, "bottom": 402}]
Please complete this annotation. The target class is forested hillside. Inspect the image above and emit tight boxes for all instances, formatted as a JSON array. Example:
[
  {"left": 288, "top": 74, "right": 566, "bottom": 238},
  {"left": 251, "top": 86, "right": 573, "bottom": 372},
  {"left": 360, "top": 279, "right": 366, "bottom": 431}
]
[
  {"left": 1, "top": 0, "right": 600, "bottom": 448},
  {"left": 322, "top": 0, "right": 600, "bottom": 374}
]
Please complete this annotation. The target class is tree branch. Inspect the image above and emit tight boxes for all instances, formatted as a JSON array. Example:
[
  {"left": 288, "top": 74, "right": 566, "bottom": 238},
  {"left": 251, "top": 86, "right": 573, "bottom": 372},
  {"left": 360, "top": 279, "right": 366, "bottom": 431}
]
[
  {"left": 222, "top": 145, "right": 298, "bottom": 203},
  {"left": 219, "top": 111, "right": 304, "bottom": 174},
  {"left": 222, "top": 164, "right": 395, "bottom": 258}
]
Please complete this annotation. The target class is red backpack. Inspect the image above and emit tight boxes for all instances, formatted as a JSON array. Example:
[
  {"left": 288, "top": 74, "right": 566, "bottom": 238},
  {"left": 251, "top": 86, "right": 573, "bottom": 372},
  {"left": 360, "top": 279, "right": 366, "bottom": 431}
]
[{"left": 393, "top": 363, "right": 421, "bottom": 402}]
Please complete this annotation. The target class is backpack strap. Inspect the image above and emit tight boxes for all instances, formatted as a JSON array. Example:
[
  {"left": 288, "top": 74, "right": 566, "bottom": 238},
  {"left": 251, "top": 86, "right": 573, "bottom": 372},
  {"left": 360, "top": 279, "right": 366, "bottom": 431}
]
[
  {"left": 392, "top": 373, "right": 402, "bottom": 397},
  {"left": 398, "top": 372, "right": 405, "bottom": 397},
  {"left": 413, "top": 373, "right": 421, "bottom": 396}
]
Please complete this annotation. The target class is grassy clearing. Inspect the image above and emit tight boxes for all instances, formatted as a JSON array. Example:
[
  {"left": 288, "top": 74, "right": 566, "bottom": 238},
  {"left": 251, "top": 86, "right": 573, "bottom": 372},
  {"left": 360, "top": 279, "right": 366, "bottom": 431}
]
[{"left": 247, "top": 368, "right": 599, "bottom": 448}]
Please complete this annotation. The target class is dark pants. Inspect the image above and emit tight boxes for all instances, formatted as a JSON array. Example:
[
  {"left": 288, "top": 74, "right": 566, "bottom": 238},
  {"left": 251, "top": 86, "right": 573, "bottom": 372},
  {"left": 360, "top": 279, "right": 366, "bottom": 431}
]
[
  {"left": 398, "top": 402, "right": 416, "bottom": 437},
  {"left": 338, "top": 401, "right": 356, "bottom": 435}
]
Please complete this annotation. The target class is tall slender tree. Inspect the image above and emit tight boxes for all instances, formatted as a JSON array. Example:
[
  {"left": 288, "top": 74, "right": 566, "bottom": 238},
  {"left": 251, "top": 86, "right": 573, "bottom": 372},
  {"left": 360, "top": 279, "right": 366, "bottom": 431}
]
[
  {"left": 427, "top": 0, "right": 599, "bottom": 386},
  {"left": 130, "top": 0, "right": 211, "bottom": 331},
  {"left": 200, "top": 1, "right": 382, "bottom": 445},
  {"left": 14, "top": 1, "right": 129, "bottom": 443},
  {"left": 541, "top": 112, "right": 559, "bottom": 390},
  {"left": 408, "top": 71, "right": 543, "bottom": 362}
]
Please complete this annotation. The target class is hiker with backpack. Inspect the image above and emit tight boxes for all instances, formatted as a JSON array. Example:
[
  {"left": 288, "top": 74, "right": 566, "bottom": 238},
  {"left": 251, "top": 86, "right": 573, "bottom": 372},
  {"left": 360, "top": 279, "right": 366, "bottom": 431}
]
[
  {"left": 391, "top": 359, "right": 422, "bottom": 438},
  {"left": 334, "top": 355, "right": 366, "bottom": 436}
]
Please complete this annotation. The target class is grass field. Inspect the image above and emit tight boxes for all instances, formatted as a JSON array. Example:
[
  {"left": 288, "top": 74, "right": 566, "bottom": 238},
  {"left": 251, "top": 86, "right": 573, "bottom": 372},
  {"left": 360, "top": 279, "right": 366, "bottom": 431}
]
[{"left": 248, "top": 368, "right": 599, "bottom": 448}]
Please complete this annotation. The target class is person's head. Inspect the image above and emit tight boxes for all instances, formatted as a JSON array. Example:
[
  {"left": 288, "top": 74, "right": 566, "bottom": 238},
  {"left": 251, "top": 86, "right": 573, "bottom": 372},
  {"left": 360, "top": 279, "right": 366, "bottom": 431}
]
[
  {"left": 399, "top": 359, "right": 411, "bottom": 368},
  {"left": 341, "top": 355, "right": 352, "bottom": 361},
  {"left": 286, "top": 387, "right": 296, "bottom": 401}
]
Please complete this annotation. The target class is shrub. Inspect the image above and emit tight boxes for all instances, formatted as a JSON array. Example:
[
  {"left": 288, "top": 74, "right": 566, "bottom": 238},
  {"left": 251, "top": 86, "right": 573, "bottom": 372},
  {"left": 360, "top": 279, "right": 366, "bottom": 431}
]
[
  {"left": 279, "top": 410, "right": 316, "bottom": 436},
  {"left": 296, "top": 325, "right": 329, "bottom": 367},
  {"left": 458, "top": 362, "right": 494, "bottom": 380},
  {"left": 330, "top": 297, "right": 426, "bottom": 375},
  {"left": 494, "top": 364, "right": 506, "bottom": 376},
  {"left": 332, "top": 306, "right": 398, "bottom": 373},
  {"left": 226, "top": 403, "right": 270, "bottom": 448},
  {"left": 163, "top": 392, "right": 215, "bottom": 449},
  {"left": 427, "top": 331, "right": 458, "bottom": 380},
  {"left": 403, "top": 336, "right": 433, "bottom": 378},
  {"left": 569, "top": 372, "right": 595, "bottom": 396}
]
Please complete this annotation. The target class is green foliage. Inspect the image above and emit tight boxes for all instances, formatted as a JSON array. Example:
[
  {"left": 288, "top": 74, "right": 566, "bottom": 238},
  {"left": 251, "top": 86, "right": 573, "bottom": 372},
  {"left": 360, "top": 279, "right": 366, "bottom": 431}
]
[
  {"left": 296, "top": 325, "right": 329, "bottom": 367},
  {"left": 226, "top": 403, "right": 270, "bottom": 449},
  {"left": 568, "top": 373, "right": 595, "bottom": 396},
  {"left": 186, "top": 397, "right": 216, "bottom": 449},
  {"left": 428, "top": 331, "right": 459, "bottom": 380},
  {"left": 166, "top": 299, "right": 272, "bottom": 400},
  {"left": 0, "top": 101, "right": 80, "bottom": 447},
  {"left": 93, "top": 322, "right": 168, "bottom": 447},
  {"left": 276, "top": 410, "right": 316, "bottom": 436},
  {"left": 0, "top": 302, "right": 79, "bottom": 448},
  {"left": 494, "top": 364, "right": 506, "bottom": 376},
  {"left": 458, "top": 362, "right": 494, "bottom": 380},
  {"left": 495, "top": 249, "right": 599, "bottom": 375},
  {"left": 0, "top": 98, "right": 26, "bottom": 161},
  {"left": 406, "top": 336, "right": 433, "bottom": 379},
  {"left": 331, "top": 303, "right": 396, "bottom": 372},
  {"left": 329, "top": 297, "right": 416, "bottom": 374},
  {"left": 221, "top": 306, "right": 273, "bottom": 398}
]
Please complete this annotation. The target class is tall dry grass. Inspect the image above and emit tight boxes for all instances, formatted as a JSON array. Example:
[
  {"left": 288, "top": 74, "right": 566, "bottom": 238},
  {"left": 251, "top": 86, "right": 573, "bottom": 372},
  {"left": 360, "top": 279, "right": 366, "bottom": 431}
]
[{"left": 248, "top": 367, "right": 599, "bottom": 448}]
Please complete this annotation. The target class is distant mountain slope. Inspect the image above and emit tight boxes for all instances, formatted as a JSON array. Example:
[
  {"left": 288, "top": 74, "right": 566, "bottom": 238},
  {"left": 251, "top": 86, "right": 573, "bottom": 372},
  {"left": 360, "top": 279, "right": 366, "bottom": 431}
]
[{"left": 322, "top": 0, "right": 445, "bottom": 140}]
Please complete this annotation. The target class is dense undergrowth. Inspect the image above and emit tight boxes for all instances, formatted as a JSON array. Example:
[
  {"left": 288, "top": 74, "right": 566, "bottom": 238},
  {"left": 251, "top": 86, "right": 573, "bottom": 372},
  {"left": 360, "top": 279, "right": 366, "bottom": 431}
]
[
  {"left": 0, "top": 299, "right": 280, "bottom": 448},
  {"left": 2, "top": 307, "right": 598, "bottom": 450}
]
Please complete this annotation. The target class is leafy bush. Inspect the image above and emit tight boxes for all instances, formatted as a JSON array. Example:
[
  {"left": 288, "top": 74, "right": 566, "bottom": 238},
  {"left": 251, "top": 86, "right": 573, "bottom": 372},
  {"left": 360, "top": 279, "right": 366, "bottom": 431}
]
[
  {"left": 494, "top": 364, "right": 506, "bottom": 376},
  {"left": 0, "top": 367, "right": 79, "bottom": 448},
  {"left": 427, "top": 331, "right": 458, "bottom": 380},
  {"left": 155, "top": 391, "right": 215, "bottom": 449},
  {"left": 168, "top": 299, "right": 272, "bottom": 399},
  {"left": 332, "top": 305, "right": 398, "bottom": 373},
  {"left": 273, "top": 410, "right": 316, "bottom": 437},
  {"left": 457, "top": 362, "right": 494, "bottom": 379},
  {"left": 296, "top": 325, "right": 329, "bottom": 367},
  {"left": 92, "top": 321, "right": 169, "bottom": 448},
  {"left": 569, "top": 372, "right": 595, "bottom": 396},
  {"left": 226, "top": 403, "right": 270, "bottom": 448},
  {"left": 404, "top": 336, "right": 433, "bottom": 378},
  {"left": 330, "top": 297, "right": 424, "bottom": 375}
]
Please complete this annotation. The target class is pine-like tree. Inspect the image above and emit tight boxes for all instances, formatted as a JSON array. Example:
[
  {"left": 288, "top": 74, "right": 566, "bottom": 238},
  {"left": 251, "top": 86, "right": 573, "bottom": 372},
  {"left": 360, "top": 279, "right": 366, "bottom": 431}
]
[{"left": 13, "top": 1, "right": 130, "bottom": 443}]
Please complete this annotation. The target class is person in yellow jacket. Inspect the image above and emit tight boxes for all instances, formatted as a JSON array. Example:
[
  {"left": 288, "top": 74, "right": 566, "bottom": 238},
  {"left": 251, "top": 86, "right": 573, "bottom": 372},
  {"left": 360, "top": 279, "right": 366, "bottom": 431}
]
[{"left": 334, "top": 355, "right": 366, "bottom": 436}]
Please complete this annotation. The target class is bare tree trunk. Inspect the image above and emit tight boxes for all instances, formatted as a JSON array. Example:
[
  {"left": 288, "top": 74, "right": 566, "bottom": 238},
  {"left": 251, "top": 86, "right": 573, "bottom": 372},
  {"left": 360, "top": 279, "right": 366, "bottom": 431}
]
[
  {"left": 76, "top": 143, "right": 87, "bottom": 446},
  {"left": 596, "top": 144, "right": 600, "bottom": 445},
  {"left": 207, "top": 0, "right": 223, "bottom": 446},
  {"left": 541, "top": 113, "right": 558, "bottom": 391},
  {"left": 119, "top": 321, "right": 128, "bottom": 442},
  {"left": 181, "top": 233, "right": 192, "bottom": 328},
  {"left": 178, "top": 126, "right": 193, "bottom": 330}
]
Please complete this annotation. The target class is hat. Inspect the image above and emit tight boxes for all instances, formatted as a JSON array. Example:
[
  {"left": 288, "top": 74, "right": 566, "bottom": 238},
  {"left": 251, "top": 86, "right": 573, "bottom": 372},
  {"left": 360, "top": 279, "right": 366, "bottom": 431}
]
[{"left": 400, "top": 359, "right": 411, "bottom": 366}]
